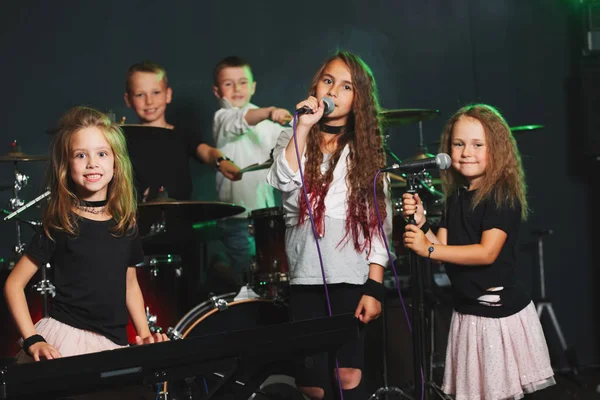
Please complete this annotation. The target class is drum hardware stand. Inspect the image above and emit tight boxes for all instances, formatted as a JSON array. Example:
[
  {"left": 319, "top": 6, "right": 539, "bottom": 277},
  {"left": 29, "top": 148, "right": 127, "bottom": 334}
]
[
  {"left": 5, "top": 185, "right": 54, "bottom": 317},
  {"left": 148, "top": 215, "right": 167, "bottom": 238},
  {"left": 6, "top": 164, "right": 32, "bottom": 256},
  {"left": 533, "top": 229, "right": 580, "bottom": 379},
  {"left": 31, "top": 263, "right": 55, "bottom": 317},
  {"left": 371, "top": 173, "right": 451, "bottom": 400}
]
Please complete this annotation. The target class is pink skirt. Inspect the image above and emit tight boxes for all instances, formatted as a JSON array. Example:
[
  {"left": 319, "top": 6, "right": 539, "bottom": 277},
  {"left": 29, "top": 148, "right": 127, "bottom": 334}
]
[
  {"left": 442, "top": 302, "right": 555, "bottom": 400},
  {"left": 16, "top": 317, "right": 126, "bottom": 363}
]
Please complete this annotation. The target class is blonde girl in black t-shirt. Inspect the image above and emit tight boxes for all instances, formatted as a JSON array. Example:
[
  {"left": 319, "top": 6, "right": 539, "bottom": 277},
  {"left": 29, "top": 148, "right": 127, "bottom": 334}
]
[
  {"left": 4, "top": 106, "right": 167, "bottom": 363},
  {"left": 402, "top": 104, "right": 555, "bottom": 399}
]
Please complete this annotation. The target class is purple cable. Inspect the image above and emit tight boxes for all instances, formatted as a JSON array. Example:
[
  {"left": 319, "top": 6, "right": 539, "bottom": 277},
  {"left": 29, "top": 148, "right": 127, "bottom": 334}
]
[
  {"left": 290, "top": 114, "right": 344, "bottom": 399},
  {"left": 372, "top": 170, "right": 425, "bottom": 400}
]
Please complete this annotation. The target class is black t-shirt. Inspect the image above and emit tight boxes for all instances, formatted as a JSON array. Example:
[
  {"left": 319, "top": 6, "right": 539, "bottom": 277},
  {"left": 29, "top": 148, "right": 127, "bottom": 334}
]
[
  {"left": 25, "top": 218, "right": 144, "bottom": 345},
  {"left": 440, "top": 189, "right": 530, "bottom": 318},
  {"left": 122, "top": 126, "right": 204, "bottom": 201}
]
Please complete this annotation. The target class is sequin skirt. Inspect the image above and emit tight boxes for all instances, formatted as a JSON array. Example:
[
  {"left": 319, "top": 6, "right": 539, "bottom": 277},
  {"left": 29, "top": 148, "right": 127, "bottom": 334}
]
[
  {"left": 16, "top": 317, "right": 126, "bottom": 363},
  {"left": 442, "top": 302, "right": 556, "bottom": 400}
]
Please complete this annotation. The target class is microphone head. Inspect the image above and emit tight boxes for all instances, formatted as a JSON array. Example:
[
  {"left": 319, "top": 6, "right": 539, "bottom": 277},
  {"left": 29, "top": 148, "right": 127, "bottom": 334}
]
[
  {"left": 435, "top": 153, "right": 452, "bottom": 170},
  {"left": 322, "top": 97, "right": 335, "bottom": 116}
]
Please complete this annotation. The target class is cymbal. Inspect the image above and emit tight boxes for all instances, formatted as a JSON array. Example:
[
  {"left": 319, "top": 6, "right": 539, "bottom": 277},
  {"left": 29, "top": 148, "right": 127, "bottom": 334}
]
[
  {"left": 47, "top": 124, "right": 173, "bottom": 135},
  {"left": 120, "top": 124, "right": 173, "bottom": 134},
  {"left": 239, "top": 160, "right": 273, "bottom": 174},
  {"left": 405, "top": 151, "right": 435, "bottom": 161},
  {"left": 0, "top": 152, "right": 47, "bottom": 162},
  {"left": 138, "top": 199, "right": 245, "bottom": 225},
  {"left": 379, "top": 109, "right": 440, "bottom": 126},
  {"left": 427, "top": 124, "right": 544, "bottom": 147},
  {"left": 510, "top": 124, "right": 544, "bottom": 132}
]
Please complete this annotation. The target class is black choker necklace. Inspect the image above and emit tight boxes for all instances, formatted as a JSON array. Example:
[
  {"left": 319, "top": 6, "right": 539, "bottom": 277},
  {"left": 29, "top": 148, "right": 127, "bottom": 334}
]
[
  {"left": 319, "top": 123, "right": 344, "bottom": 134},
  {"left": 81, "top": 199, "right": 108, "bottom": 207}
]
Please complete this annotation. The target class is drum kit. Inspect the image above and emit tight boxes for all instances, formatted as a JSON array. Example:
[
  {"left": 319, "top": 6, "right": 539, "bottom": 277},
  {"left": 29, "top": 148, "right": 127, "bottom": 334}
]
[{"left": 0, "top": 114, "right": 544, "bottom": 397}]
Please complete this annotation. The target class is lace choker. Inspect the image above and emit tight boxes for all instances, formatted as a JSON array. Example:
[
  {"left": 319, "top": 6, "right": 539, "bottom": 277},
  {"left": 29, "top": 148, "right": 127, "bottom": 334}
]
[
  {"left": 81, "top": 199, "right": 108, "bottom": 207},
  {"left": 319, "top": 123, "right": 344, "bottom": 134},
  {"left": 76, "top": 199, "right": 108, "bottom": 215}
]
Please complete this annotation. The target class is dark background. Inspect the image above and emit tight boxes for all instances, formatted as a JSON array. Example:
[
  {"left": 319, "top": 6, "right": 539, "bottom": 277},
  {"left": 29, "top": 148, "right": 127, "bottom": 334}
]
[{"left": 0, "top": 0, "right": 597, "bottom": 369}]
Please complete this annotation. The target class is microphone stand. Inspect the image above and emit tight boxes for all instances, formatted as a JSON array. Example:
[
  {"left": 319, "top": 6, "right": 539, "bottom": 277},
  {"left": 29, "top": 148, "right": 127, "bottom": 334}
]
[{"left": 405, "top": 173, "right": 451, "bottom": 400}]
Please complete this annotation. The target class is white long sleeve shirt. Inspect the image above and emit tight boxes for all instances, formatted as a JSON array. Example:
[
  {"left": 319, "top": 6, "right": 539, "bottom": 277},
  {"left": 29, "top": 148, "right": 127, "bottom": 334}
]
[
  {"left": 214, "top": 100, "right": 285, "bottom": 217},
  {"left": 266, "top": 128, "right": 395, "bottom": 283}
]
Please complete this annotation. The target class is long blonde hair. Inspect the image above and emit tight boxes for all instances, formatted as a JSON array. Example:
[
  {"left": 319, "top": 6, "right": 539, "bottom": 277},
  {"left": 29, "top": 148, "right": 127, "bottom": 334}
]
[
  {"left": 439, "top": 104, "right": 528, "bottom": 220},
  {"left": 43, "top": 106, "right": 137, "bottom": 237},
  {"left": 299, "top": 51, "right": 387, "bottom": 252}
]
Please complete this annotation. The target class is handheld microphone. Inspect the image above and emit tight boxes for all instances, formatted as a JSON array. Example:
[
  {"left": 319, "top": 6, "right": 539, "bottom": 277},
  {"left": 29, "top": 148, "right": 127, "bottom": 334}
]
[
  {"left": 296, "top": 97, "right": 335, "bottom": 116},
  {"left": 380, "top": 153, "right": 452, "bottom": 173}
]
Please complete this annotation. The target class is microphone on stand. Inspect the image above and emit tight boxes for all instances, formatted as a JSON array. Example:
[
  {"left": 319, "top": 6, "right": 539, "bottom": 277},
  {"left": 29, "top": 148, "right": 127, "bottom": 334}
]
[
  {"left": 296, "top": 97, "right": 335, "bottom": 116},
  {"left": 380, "top": 153, "right": 451, "bottom": 173}
]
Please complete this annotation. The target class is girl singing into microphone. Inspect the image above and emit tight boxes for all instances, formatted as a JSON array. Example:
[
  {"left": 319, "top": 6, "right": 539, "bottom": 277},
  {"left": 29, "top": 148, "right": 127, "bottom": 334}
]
[{"left": 267, "top": 51, "right": 394, "bottom": 400}]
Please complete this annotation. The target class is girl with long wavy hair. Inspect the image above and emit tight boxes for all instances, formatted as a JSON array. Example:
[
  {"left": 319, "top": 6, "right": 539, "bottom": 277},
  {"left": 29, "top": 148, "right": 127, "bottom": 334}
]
[
  {"left": 403, "top": 104, "right": 555, "bottom": 399},
  {"left": 4, "top": 106, "right": 167, "bottom": 364},
  {"left": 267, "top": 51, "right": 393, "bottom": 400}
]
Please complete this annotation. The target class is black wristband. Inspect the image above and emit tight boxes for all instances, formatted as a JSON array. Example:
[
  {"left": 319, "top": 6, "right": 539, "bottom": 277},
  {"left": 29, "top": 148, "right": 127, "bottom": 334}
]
[
  {"left": 420, "top": 221, "right": 431, "bottom": 234},
  {"left": 23, "top": 334, "right": 46, "bottom": 356},
  {"left": 362, "top": 278, "right": 386, "bottom": 303}
]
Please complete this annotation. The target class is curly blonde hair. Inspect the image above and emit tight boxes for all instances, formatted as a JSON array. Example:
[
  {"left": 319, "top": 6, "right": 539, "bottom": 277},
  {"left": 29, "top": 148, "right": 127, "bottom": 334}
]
[
  {"left": 438, "top": 104, "right": 528, "bottom": 220},
  {"left": 299, "top": 51, "right": 387, "bottom": 252},
  {"left": 43, "top": 106, "right": 137, "bottom": 238}
]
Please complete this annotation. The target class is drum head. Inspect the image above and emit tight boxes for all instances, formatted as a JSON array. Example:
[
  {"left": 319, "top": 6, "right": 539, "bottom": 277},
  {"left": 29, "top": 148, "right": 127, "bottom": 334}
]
[
  {"left": 166, "top": 293, "right": 298, "bottom": 399},
  {"left": 173, "top": 293, "right": 288, "bottom": 339}
]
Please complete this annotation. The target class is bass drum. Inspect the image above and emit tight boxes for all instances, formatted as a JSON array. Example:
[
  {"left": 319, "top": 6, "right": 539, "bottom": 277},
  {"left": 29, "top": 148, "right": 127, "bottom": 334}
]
[{"left": 165, "top": 292, "right": 304, "bottom": 400}]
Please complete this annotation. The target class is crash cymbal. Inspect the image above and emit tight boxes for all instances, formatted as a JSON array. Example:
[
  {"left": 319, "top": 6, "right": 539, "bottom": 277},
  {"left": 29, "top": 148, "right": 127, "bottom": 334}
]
[
  {"left": 379, "top": 109, "right": 440, "bottom": 126},
  {"left": 510, "top": 124, "right": 544, "bottom": 132},
  {"left": 0, "top": 152, "right": 47, "bottom": 162},
  {"left": 239, "top": 160, "right": 273, "bottom": 174},
  {"left": 405, "top": 151, "right": 435, "bottom": 161},
  {"left": 427, "top": 124, "right": 544, "bottom": 147},
  {"left": 138, "top": 199, "right": 245, "bottom": 225}
]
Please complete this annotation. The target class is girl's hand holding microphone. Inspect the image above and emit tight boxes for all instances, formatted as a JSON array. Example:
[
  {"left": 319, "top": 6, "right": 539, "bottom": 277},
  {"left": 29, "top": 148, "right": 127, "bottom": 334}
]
[
  {"left": 295, "top": 96, "right": 325, "bottom": 129},
  {"left": 401, "top": 192, "right": 426, "bottom": 227}
]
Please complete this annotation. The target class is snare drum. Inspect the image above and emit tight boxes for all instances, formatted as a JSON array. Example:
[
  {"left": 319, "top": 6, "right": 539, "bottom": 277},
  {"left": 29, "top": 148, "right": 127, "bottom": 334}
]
[
  {"left": 164, "top": 293, "right": 295, "bottom": 399},
  {"left": 248, "top": 207, "right": 288, "bottom": 285}
]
